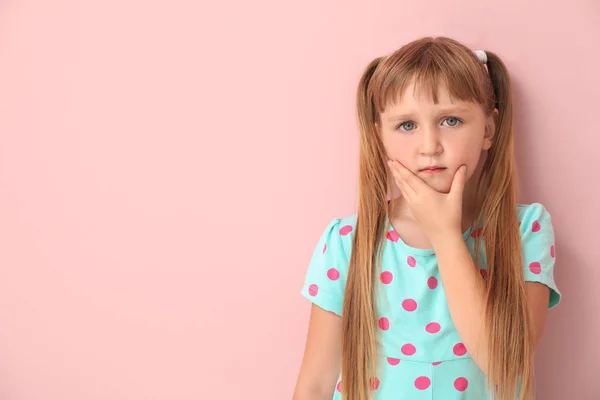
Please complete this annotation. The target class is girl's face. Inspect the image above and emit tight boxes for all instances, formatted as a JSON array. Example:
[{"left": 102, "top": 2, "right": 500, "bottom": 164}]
[{"left": 379, "top": 79, "right": 497, "bottom": 194}]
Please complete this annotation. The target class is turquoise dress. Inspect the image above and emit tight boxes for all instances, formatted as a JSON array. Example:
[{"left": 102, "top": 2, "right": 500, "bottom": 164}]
[{"left": 301, "top": 203, "right": 561, "bottom": 399}]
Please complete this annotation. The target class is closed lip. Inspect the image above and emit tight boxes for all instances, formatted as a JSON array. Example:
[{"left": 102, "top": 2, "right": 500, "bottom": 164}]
[{"left": 420, "top": 166, "right": 446, "bottom": 171}]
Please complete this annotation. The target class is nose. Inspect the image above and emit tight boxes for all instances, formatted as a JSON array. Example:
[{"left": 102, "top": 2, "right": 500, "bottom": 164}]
[{"left": 419, "top": 126, "right": 443, "bottom": 156}]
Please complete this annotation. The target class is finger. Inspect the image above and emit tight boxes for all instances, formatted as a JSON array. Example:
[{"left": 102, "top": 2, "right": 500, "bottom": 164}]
[
  {"left": 391, "top": 161, "right": 425, "bottom": 193},
  {"left": 395, "top": 176, "right": 412, "bottom": 202},
  {"left": 390, "top": 171, "right": 412, "bottom": 200},
  {"left": 387, "top": 160, "right": 415, "bottom": 199},
  {"left": 449, "top": 165, "right": 467, "bottom": 199}
]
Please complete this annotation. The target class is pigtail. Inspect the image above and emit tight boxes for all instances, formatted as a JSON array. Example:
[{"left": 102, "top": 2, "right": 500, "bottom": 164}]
[
  {"left": 340, "top": 56, "right": 389, "bottom": 400},
  {"left": 474, "top": 51, "right": 535, "bottom": 400}
]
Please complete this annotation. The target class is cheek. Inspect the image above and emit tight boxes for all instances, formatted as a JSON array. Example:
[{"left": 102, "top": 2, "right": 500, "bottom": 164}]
[
  {"left": 459, "top": 152, "right": 485, "bottom": 183},
  {"left": 463, "top": 149, "right": 483, "bottom": 168},
  {"left": 382, "top": 133, "right": 412, "bottom": 162},
  {"left": 447, "top": 137, "right": 483, "bottom": 166}
]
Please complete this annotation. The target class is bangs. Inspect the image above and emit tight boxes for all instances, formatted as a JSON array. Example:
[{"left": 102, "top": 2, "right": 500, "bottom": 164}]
[{"left": 371, "top": 41, "right": 492, "bottom": 115}]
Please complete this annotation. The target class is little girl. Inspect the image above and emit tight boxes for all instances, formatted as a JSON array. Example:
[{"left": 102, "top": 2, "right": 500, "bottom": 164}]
[{"left": 293, "top": 37, "right": 561, "bottom": 400}]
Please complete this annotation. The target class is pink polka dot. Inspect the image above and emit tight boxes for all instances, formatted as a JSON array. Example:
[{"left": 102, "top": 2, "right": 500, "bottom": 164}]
[
  {"left": 369, "top": 377, "right": 380, "bottom": 390},
  {"left": 336, "top": 381, "right": 342, "bottom": 392},
  {"left": 322, "top": 243, "right": 327, "bottom": 254},
  {"left": 380, "top": 271, "right": 393, "bottom": 284},
  {"left": 414, "top": 376, "right": 431, "bottom": 390},
  {"left": 454, "top": 377, "right": 469, "bottom": 391},
  {"left": 480, "top": 269, "right": 488, "bottom": 279},
  {"left": 379, "top": 317, "right": 390, "bottom": 331},
  {"left": 308, "top": 284, "right": 318, "bottom": 296},
  {"left": 471, "top": 228, "right": 483, "bottom": 238},
  {"left": 453, "top": 343, "right": 467, "bottom": 356},
  {"left": 427, "top": 276, "right": 438, "bottom": 289},
  {"left": 386, "top": 230, "right": 400, "bottom": 243},
  {"left": 402, "top": 298, "right": 417, "bottom": 312},
  {"left": 387, "top": 357, "right": 400, "bottom": 366},
  {"left": 401, "top": 343, "right": 416, "bottom": 356},
  {"left": 339, "top": 225, "right": 353, "bottom": 236},
  {"left": 426, "top": 322, "right": 441, "bottom": 333},
  {"left": 551, "top": 245, "right": 555, "bottom": 258},
  {"left": 407, "top": 256, "right": 417, "bottom": 267},
  {"left": 529, "top": 262, "right": 541, "bottom": 275},
  {"left": 532, "top": 220, "right": 541, "bottom": 232},
  {"left": 327, "top": 268, "right": 340, "bottom": 281},
  {"left": 432, "top": 361, "right": 442, "bottom": 366}
]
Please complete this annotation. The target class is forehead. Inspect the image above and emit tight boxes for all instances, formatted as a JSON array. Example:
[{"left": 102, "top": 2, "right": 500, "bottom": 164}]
[
  {"left": 397, "top": 78, "right": 457, "bottom": 106},
  {"left": 382, "top": 78, "right": 480, "bottom": 116}
]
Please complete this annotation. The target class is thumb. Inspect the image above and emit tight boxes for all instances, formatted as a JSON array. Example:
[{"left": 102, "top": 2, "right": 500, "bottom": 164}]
[{"left": 450, "top": 165, "right": 467, "bottom": 198}]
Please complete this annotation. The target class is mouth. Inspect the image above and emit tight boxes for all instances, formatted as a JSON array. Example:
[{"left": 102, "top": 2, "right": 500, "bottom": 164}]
[{"left": 419, "top": 166, "right": 446, "bottom": 174}]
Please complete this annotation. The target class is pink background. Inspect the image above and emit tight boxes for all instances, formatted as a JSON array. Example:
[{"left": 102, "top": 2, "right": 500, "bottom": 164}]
[{"left": 0, "top": 1, "right": 598, "bottom": 399}]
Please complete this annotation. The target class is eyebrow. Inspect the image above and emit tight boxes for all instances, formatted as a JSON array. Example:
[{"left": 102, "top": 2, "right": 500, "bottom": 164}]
[{"left": 386, "top": 107, "right": 473, "bottom": 122}]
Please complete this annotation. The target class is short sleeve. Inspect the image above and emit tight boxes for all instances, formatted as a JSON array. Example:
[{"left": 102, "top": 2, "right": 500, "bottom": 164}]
[
  {"left": 300, "top": 218, "right": 351, "bottom": 316},
  {"left": 519, "top": 203, "right": 561, "bottom": 309}
]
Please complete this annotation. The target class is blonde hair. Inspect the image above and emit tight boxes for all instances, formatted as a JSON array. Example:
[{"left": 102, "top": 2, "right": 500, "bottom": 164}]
[{"left": 340, "top": 36, "right": 532, "bottom": 399}]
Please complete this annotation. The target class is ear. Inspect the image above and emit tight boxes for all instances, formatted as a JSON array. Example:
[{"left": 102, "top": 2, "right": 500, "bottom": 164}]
[{"left": 482, "top": 108, "right": 499, "bottom": 150}]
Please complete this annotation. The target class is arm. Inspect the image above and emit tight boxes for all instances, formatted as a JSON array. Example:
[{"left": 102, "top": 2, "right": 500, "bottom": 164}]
[
  {"left": 386, "top": 162, "right": 559, "bottom": 377},
  {"left": 293, "top": 304, "right": 342, "bottom": 400},
  {"left": 525, "top": 281, "right": 550, "bottom": 348},
  {"left": 433, "top": 233, "right": 550, "bottom": 374}
]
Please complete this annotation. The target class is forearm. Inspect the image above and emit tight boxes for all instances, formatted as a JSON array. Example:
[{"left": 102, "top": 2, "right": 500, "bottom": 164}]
[
  {"left": 432, "top": 232, "right": 489, "bottom": 374},
  {"left": 292, "top": 386, "right": 334, "bottom": 400}
]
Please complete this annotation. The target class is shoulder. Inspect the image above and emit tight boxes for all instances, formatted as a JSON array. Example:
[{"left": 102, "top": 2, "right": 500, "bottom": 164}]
[
  {"left": 517, "top": 203, "right": 561, "bottom": 308},
  {"left": 316, "top": 214, "right": 358, "bottom": 258},
  {"left": 517, "top": 202, "right": 552, "bottom": 223},
  {"left": 301, "top": 214, "right": 357, "bottom": 316},
  {"left": 517, "top": 202, "right": 554, "bottom": 237}
]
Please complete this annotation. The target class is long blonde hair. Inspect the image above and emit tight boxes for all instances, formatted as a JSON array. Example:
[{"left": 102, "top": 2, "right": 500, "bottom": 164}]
[{"left": 341, "top": 36, "right": 532, "bottom": 400}]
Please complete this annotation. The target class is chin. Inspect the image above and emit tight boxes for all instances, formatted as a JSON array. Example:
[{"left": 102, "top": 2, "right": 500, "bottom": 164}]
[
  {"left": 435, "top": 185, "right": 452, "bottom": 194},
  {"left": 425, "top": 179, "right": 452, "bottom": 194}
]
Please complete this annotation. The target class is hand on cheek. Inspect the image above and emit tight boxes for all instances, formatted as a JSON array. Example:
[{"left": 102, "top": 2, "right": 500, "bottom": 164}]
[{"left": 387, "top": 160, "right": 468, "bottom": 245}]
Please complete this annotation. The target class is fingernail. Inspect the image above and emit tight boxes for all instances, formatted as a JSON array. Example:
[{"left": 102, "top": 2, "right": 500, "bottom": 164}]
[{"left": 460, "top": 165, "right": 467, "bottom": 172}]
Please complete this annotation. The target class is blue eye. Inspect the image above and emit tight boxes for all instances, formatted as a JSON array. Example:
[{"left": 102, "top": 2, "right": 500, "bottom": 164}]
[
  {"left": 395, "top": 117, "right": 462, "bottom": 132},
  {"left": 397, "top": 121, "right": 416, "bottom": 132},
  {"left": 443, "top": 117, "right": 462, "bottom": 127}
]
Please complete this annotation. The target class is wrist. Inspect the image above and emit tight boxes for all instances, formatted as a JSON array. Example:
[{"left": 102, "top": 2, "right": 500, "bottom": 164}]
[{"left": 430, "top": 229, "right": 465, "bottom": 252}]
